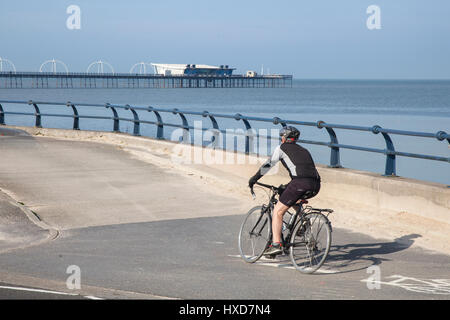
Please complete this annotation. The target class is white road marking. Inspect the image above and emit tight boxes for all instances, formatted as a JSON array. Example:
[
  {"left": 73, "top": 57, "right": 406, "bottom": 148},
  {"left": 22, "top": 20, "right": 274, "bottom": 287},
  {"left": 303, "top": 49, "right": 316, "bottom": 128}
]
[
  {"left": 0, "top": 285, "right": 103, "bottom": 299},
  {"left": 361, "top": 275, "right": 450, "bottom": 295},
  {"left": 84, "top": 295, "right": 105, "bottom": 300},
  {"left": 228, "top": 255, "right": 339, "bottom": 274},
  {"left": 0, "top": 285, "right": 77, "bottom": 296}
]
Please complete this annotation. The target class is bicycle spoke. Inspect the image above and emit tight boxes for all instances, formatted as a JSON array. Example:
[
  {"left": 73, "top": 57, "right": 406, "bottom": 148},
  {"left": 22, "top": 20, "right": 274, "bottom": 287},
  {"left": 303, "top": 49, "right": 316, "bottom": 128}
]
[
  {"left": 289, "top": 212, "right": 332, "bottom": 274},
  {"left": 250, "top": 238, "right": 256, "bottom": 257},
  {"left": 250, "top": 212, "right": 266, "bottom": 235},
  {"left": 309, "top": 242, "right": 321, "bottom": 267},
  {"left": 239, "top": 206, "right": 272, "bottom": 263},
  {"left": 256, "top": 217, "right": 268, "bottom": 236}
]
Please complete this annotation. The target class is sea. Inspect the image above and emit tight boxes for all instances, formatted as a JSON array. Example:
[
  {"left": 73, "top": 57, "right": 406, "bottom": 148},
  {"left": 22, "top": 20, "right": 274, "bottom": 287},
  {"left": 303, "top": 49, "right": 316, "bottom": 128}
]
[{"left": 0, "top": 79, "right": 449, "bottom": 185}]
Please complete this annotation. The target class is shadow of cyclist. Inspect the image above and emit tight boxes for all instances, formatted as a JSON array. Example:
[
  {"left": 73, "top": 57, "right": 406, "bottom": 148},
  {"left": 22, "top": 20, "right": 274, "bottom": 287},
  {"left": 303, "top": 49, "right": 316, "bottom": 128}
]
[{"left": 323, "top": 233, "right": 422, "bottom": 274}]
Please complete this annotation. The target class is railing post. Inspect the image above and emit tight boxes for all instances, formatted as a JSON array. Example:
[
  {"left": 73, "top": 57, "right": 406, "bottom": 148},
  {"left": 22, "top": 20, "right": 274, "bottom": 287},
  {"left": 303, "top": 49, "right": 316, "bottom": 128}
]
[
  {"left": 317, "top": 121, "right": 342, "bottom": 168},
  {"left": 125, "top": 104, "right": 140, "bottom": 136},
  {"left": 273, "top": 116, "right": 287, "bottom": 142},
  {"left": 271, "top": 117, "right": 287, "bottom": 154},
  {"left": 148, "top": 107, "right": 164, "bottom": 139},
  {"left": 372, "top": 125, "right": 396, "bottom": 176},
  {"left": 272, "top": 117, "right": 286, "bottom": 128},
  {"left": 203, "top": 111, "right": 220, "bottom": 148},
  {"left": 28, "top": 100, "right": 42, "bottom": 128},
  {"left": 234, "top": 113, "right": 253, "bottom": 154},
  {"left": 435, "top": 130, "right": 450, "bottom": 145},
  {"left": 105, "top": 103, "right": 120, "bottom": 132},
  {"left": 173, "top": 108, "right": 190, "bottom": 143},
  {"left": 0, "top": 104, "right": 4, "bottom": 125},
  {"left": 66, "top": 101, "right": 80, "bottom": 130}
]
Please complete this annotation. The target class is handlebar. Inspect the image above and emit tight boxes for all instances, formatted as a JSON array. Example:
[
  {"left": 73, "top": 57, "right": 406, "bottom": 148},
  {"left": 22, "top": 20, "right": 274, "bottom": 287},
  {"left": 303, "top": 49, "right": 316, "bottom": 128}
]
[
  {"left": 249, "top": 182, "right": 334, "bottom": 214},
  {"left": 249, "top": 181, "right": 280, "bottom": 198},
  {"left": 255, "top": 181, "right": 275, "bottom": 189}
]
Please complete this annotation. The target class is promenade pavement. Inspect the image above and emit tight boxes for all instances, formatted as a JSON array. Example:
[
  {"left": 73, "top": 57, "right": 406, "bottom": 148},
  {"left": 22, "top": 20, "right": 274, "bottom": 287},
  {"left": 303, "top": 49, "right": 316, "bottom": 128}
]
[{"left": 1, "top": 126, "right": 449, "bottom": 300}]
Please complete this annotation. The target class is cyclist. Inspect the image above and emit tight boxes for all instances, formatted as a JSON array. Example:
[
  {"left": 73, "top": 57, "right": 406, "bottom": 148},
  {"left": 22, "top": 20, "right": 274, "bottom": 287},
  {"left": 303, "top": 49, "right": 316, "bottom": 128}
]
[{"left": 248, "top": 126, "right": 321, "bottom": 256}]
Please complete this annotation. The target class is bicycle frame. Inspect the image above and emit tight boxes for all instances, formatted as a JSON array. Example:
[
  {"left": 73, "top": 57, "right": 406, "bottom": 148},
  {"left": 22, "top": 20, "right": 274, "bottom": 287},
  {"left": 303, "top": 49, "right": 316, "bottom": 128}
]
[
  {"left": 252, "top": 182, "right": 308, "bottom": 252},
  {"left": 243, "top": 182, "right": 333, "bottom": 272}
]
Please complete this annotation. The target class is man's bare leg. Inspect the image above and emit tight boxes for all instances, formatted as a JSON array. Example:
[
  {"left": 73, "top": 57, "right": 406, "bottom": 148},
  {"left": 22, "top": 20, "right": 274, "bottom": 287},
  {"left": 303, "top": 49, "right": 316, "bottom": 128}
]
[{"left": 272, "top": 201, "right": 290, "bottom": 244}]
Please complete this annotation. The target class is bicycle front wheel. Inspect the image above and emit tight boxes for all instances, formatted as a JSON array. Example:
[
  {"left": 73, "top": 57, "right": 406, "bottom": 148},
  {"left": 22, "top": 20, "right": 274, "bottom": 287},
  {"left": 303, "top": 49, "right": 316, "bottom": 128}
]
[
  {"left": 238, "top": 206, "right": 272, "bottom": 263},
  {"left": 289, "top": 212, "right": 332, "bottom": 274}
]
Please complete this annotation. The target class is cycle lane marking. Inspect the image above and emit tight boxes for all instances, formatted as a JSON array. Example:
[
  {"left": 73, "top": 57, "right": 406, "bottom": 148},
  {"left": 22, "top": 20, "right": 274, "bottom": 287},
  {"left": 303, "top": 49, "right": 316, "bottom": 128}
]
[
  {"left": 228, "top": 255, "right": 339, "bottom": 274},
  {"left": 360, "top": 275, "right": 450, "bottom": 295}
]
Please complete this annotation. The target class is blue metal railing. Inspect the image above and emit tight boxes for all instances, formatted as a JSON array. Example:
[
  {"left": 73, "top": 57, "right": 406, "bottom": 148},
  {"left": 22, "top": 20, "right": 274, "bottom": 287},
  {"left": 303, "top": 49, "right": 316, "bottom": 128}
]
[{"left": 0, "top": 99, "right": 448, "bottom": 177}]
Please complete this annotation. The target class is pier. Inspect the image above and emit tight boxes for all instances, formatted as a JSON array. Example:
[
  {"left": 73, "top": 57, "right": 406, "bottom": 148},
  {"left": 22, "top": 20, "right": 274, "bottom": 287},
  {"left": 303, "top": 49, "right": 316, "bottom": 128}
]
[{"left": 0, "top": 71, "right": 293, "bottom": 89}]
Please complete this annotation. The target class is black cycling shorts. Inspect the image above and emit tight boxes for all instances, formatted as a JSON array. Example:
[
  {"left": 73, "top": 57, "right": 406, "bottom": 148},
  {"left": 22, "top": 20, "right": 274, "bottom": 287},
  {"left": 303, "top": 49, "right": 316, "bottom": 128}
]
[{"left": 279, "top": 178, "right": 320, "bottom": 207}]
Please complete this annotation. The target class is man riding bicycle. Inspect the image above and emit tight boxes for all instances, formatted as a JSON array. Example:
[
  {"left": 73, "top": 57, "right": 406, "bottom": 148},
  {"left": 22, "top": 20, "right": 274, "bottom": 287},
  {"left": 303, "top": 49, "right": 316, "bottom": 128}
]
[{"left": 248, "top": 126, "right": 321, "bottom": 256}]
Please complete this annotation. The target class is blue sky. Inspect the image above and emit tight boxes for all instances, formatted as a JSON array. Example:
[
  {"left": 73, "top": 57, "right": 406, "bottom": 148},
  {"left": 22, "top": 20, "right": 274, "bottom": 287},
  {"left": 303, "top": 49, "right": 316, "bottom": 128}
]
[{"left": 1, "top": 0, "right": 449, "bottom": 79}]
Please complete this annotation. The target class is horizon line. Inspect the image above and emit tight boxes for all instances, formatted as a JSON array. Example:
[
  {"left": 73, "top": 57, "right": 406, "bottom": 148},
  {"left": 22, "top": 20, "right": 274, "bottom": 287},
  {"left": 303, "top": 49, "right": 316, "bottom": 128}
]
[{"left": 292, "top": 78, "right": 450, "bottom": 81}]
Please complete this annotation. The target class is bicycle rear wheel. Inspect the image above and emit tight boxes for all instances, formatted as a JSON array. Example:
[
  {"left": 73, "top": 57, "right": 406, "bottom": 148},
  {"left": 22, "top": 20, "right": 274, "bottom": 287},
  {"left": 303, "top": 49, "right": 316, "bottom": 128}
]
[
  {"left": 238, "top": 206, "right": 272, "bottom": 263},
  {"left": 289, "top": 212, "right": 332, "bottom": 274}
]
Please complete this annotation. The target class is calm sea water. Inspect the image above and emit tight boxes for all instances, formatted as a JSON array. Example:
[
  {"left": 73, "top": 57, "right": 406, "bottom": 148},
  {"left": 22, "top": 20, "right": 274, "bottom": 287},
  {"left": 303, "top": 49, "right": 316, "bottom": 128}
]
[{"left": 1, "top": 80, "right": 449, "bottom": 184}]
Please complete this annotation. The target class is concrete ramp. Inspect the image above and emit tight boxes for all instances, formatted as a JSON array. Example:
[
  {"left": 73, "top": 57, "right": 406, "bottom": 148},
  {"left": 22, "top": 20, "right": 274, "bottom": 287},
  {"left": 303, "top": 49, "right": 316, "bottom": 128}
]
[
  {"left": 1, "top": 126, "right": 449, "bottom": 255},
  {"left": 0, "top": 127, "right": 246, "bottom": 231}
]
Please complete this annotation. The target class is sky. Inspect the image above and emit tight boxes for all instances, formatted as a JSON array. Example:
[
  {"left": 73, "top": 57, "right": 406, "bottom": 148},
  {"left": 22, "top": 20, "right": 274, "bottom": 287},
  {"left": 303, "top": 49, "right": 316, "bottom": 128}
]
[{"left": 0, "top": 0, "right": 449, "bottom": 79}]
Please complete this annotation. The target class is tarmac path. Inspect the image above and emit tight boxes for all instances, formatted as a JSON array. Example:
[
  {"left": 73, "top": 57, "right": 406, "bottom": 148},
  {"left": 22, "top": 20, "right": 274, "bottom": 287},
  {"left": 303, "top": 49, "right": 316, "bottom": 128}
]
[{"left": 1, "top": 127, "right": 449, "bottom": 300}]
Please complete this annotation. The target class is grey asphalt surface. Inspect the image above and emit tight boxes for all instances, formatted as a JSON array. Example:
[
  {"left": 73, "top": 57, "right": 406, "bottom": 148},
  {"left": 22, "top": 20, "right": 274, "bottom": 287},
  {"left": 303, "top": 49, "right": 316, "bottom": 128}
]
[
  {"left": 1, "top": 127, "right": 449, "bottom": 300},
  {"left": 1, "top": 214, "right": 450, "bottom": 299}
]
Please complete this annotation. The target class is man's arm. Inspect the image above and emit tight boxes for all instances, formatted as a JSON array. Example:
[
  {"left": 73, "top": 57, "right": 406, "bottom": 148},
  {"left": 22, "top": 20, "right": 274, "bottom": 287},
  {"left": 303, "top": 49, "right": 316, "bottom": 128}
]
[{"left": 248, "top": 145, "right": 281, "bottom": 187}]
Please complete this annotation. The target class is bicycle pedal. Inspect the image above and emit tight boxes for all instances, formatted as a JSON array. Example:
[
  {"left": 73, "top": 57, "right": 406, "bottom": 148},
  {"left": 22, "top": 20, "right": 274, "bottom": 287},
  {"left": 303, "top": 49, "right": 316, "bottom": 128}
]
[{"left": 265, "top": 254, "right": 277, "bottom": 259}]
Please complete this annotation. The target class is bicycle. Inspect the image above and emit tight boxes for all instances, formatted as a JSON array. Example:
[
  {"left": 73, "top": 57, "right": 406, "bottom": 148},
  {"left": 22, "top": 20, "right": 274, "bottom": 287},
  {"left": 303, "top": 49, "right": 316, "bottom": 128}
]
[{"left": 238, "top": 181, "right": 333, "bottom": 274}]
